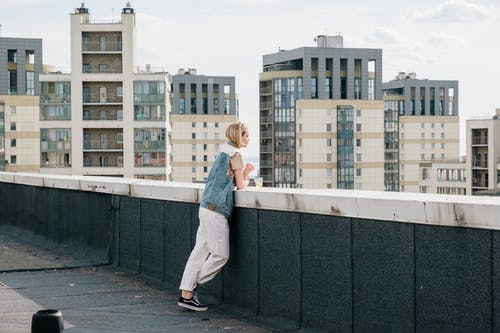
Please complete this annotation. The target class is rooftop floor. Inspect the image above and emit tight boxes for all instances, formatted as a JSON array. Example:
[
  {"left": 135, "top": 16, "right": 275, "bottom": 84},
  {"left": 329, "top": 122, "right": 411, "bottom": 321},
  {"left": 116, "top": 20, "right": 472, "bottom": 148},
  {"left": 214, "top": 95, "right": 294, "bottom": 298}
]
[{"left": 0, "top": 232, "right": 271, "bottom": 333}]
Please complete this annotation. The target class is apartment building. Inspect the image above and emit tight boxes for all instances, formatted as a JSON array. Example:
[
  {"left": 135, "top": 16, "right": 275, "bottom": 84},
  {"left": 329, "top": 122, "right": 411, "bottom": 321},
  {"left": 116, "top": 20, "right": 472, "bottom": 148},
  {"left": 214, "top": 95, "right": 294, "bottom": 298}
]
[
  {"left": 260, "top": 35, "right": 383, "bottom": 188},
  {"left": 0, "top": 37, "right": 43, "bottom": 172},
  {"left": 383, "top": 73, "right": 459, "bottom": 192},
  {"left": 466, "top": 109, "right": 500, "bottom": 195},
  {"left": 39, "top": 4, "right": 171, "bottom": 179},
  {"left": 170, "top": 69, "right": 237, "bottom": 182},
  {"left": 418, "top": 160, "right": 466, "bottom": 195}
]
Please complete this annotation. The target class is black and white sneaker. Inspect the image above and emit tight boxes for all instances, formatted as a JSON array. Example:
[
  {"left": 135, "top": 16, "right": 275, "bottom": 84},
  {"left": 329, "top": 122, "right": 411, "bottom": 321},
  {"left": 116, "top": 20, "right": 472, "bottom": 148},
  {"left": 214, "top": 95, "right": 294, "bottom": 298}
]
[{"left": 178, "top": 296, "right": 208, "bottom": 311}]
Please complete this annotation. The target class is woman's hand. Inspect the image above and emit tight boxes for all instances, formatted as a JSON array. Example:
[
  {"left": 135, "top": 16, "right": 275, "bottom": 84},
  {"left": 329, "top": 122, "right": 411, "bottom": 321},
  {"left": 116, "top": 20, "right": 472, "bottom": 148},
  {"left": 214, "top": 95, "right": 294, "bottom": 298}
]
[{"left": 243, "top": 163, "right": 255, "bottom": 180}]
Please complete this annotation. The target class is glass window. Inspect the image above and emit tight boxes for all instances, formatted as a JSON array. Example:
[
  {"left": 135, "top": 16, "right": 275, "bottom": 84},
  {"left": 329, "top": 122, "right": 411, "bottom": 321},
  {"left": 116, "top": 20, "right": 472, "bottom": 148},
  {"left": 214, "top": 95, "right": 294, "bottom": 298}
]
[
  {"left": 10, "top": 122, "right": 16, "bottom": 131},
  {"left": 11, "top": 138, "right": 16, "bottom": 147},
  {"left": 10, "top": 155, "right": 16, "bottom": 164},
  {"left": 26, "top": 72, "right": 35, "bottom": 95},
  {"left": 311, "top": 77, "right": 318, "bottom": 99},
  {"left": 99, "top": 64, "right": 107, "bottom": 72},
  {"left": 326, "top": 123, "right": 332, "bottom": 132}
]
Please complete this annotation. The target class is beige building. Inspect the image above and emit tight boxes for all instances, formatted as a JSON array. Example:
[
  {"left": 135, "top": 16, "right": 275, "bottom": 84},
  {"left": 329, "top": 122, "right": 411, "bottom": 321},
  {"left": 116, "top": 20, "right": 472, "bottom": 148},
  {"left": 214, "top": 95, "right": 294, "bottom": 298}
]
[
  {"left": 296, "top": 99, "right": 385, "bottom": 190},
  {"left": 418, "top": 160, "right": 466, "bottom": 195},
  {"left": 39, "top": 4, "right": 171, "bottom": 179},
  {"left": 1, "top": 96, "right": 40, "bottom": 172},
  {"left": 398, "top": 116, "right": 460, "bottom": 192},
  {"left": 466, "top": 108, "right": 500, "bottom": 195},
  {"left": 170, "top": 69, "right": 237, "bottom": 183},
  {"left": 383, "top": 74, "right": 460, "bottom": 193}
]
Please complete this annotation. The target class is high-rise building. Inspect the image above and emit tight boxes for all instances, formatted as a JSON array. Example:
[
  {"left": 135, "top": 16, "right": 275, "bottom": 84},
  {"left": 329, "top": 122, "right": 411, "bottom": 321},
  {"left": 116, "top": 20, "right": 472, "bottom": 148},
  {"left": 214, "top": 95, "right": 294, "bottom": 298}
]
[
  {"left": 259, "top": 35, "right": 383, "bottom": 188},
  {"left": 383, "top": 73, "right": 459, "bottom": 192},
  {"left": 39, "top": 4, "right": 171, "bottom": 179},
  {"left": 0, "top": 37, "right": 43, "bottom": 172},
  {"left": 170, "top": 68, "right": 238, "bottom": 182},
  {"left": 466, "top": 108, "right": 500, "bottom": 195}
]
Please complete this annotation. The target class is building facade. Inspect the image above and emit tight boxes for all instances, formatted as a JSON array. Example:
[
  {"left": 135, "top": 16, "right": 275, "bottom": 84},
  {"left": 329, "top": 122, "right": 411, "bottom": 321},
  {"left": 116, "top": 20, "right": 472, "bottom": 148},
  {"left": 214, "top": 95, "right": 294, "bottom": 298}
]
[
  {"left": 383, "top": 73, "right": 460, "bottom": 192},
  {"left": 259, "top": 35, "right": 383, "bottom": 188},
  {"left": 418, "top": 160, "right": 466, "bottom": 195},
  {"left": 170, "top": 69, "right": 237, "bottom": 182},
  {"left": 39, "top": 4, "right": 171, "bottom": 179},
  {"left": 466, "top": 109, "right": 500, "bottom": 195},
  {"left": 0, "top": 37, "right": 43, "bottom": 173},
  {"left": 296, "top": 99, "right": 385, "bottom": 190}
]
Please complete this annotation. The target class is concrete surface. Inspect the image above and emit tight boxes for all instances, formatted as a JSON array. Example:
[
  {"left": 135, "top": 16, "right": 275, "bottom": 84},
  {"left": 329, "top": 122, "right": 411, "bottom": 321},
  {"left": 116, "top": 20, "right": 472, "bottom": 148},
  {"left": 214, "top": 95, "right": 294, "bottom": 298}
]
[{"left": 0, "top": 236, "right": 272, "bottom": 333}]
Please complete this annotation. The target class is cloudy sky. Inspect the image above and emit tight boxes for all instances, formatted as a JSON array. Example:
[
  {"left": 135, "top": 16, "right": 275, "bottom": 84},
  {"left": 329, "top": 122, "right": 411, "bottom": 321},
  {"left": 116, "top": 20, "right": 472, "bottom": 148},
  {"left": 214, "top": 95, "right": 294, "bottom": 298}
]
[{"left": 3, "top": 0, "right": 500, "bottom": 159}]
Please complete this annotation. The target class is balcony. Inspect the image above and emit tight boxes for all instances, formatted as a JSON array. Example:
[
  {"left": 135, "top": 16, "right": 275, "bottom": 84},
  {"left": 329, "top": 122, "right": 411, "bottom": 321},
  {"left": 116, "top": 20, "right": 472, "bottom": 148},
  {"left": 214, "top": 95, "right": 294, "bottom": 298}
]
[
  {"left": 472, "top": 136, "right": 488, "bottom": 145},
  {"left": 40, "top": 140, "right": 71, "bottom": 152},
  {"left": 2, "top": 173, "right": 500, "bottom": 332},
  {"left": 472, "top": 159, "right": 488, "bottom": 168},
  {"left": 260, "top": 101, "right": 273, "bottom": 109},
  {"left": 82, "top": 41, "right": 122, "bottom": 53},
  {"left": 134, "top": 141, "right": 166, "bottom": 151},
  {"left": 260, "top": 116, "right": 273, "bottom": 124},
  {"left": 259, "top": 86, "right": 272, "bottom": 95}
]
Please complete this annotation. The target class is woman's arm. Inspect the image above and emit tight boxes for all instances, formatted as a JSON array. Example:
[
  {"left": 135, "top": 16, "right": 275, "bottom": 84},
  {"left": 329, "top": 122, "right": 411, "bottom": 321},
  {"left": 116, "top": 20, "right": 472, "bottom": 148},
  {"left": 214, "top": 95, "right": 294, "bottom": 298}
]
[{"left": 234, "top": 168, "right": 246, "bottom": 189}]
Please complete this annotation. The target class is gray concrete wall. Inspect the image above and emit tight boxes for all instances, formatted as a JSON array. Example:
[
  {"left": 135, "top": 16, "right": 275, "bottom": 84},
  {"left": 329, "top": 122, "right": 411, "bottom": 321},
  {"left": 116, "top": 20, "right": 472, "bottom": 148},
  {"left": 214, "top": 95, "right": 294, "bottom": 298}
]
[{"left": 1, "top": 173, "right": 500, "bottom": 331}]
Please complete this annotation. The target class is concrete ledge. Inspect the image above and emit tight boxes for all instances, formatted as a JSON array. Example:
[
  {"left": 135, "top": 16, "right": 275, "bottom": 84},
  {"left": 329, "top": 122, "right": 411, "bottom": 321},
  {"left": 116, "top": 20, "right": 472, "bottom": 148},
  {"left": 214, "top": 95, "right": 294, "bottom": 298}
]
[{"left": 1, "top": 172, "right": 500, "bottom": 230}]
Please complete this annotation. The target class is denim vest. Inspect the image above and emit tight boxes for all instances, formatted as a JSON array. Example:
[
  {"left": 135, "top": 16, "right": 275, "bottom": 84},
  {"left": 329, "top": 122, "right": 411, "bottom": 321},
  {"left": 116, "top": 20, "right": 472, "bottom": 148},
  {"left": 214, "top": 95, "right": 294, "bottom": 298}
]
[{"left": 200, "top": 143, "right": 240, "bottom": 219}]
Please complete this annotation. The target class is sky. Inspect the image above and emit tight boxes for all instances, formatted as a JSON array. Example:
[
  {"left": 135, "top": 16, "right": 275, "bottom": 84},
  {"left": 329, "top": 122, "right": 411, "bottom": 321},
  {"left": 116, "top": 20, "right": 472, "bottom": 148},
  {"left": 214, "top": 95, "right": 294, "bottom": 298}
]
[{"left": 2, "top": 0, "right": 500, "bottom": 159}]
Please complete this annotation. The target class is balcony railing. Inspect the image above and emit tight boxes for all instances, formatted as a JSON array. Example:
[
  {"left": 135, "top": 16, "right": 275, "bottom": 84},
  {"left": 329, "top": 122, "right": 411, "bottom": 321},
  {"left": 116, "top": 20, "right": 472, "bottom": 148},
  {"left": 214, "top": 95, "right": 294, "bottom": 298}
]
[
  {"left": 472, "top": 136, "right": 488, "bottom": 145},
  {"left": 82, "top": 41, "right": 122, "bottom": 52},
  {"left": 260, "top": 102, "right": 273, "bottom": 109},
  {"left": 472, "top": 159, "right": 488, "bottom": 168},
  {"left": 260, "top": 146, "right": 273, "bottom": 153},
  {"left": 83, "top": 142, "right": 123, "bottom": 151},
  {"left": 260, "top": 116, "right": 273, "bottom": 124},
  {"left": 40, "top": 140, "right": 71, "bottom": 152},
  {"left": 41, "top": 95, "right": 71, "bottom": 104},
  {"left": 261, "top": 130, "right": 273, "bottom": 139},
  {"left": 260, "top": 87, "right": 272, "bottom": 94},
  {"left": 134, "top": 141, "right": 166, "bottom": 151}
]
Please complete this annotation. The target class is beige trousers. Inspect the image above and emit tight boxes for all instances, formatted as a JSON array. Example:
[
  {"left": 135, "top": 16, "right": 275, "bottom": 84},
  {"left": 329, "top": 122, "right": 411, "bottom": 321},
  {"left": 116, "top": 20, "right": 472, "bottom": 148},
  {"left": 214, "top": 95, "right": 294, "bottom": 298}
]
[{"left": 179, "top": 207, "right": 230, "bottom": 292}]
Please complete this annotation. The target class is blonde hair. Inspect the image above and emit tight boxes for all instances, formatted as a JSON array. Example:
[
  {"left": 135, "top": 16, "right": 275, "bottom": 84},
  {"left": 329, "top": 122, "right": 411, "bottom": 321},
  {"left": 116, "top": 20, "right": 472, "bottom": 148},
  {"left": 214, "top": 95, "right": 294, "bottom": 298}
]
[{"left": 225, "top": 121, "right": 248, "bottom": 148}]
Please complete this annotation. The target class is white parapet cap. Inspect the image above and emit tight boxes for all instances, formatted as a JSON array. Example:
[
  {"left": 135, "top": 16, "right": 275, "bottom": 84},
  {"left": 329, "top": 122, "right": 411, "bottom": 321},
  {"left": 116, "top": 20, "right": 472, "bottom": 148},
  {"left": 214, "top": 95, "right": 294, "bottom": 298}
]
[{"left": 1, "top": 172, "right": 499, "bottom": 231}]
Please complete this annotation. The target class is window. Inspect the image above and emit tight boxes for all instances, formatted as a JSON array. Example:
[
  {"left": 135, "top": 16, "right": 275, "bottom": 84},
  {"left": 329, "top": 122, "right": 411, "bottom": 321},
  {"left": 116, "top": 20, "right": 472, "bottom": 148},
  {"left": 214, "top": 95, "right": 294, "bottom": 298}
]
[
  {"left": 203, "top": 144, "right": 207, "bottom": 151},
  {"left": 99, "top": 64, "right": 107, "bottom": 72},
  {"left": 356, "top": 153, "right": 361, "bottom": 161},
  {"left": 421, "top": 133, "right": 425, "bottom": 139},
  {"left": 326, "top": 153, "right": 332, "bottom": 162},
  {"left": 356, "top": 110, "right": 362, "bottom": 117},
  {"left": 356, "top": 139, "right": 361, "bottom": 147},
  {"left": 116, "top": 87, "right": 123, "bottom": 96},
  {"left": 421, "top": 154, "right": 425, "bottom": 160},
  {"left": 441, "top": 153, "right": 445, "bottom": 159},
  {"left": 311, "top": 77, "right": 318, "bottom": 98},
  {"left": 8, "top": 50, "right": 17, "bottom": 63},
  {"left": 421, "top": 143, "right": 425, "bottom": 150},
  {"left": 192, "top": 122, "right": 196, "bottom": 128},
  {"left": 299, "top": 124, "right": 302, "bottom": 132},
  {"left": 326, "top": 138, "right": 332, "bottom": 147},
  {"left": 215, "top": 122, "right": 219, "bottom": 128},
  {"left": 431, "top": 133, "right": 435, "bottom": 139},
  {"left": 203, "top": 122, "right": 207, "bottom": 128},
  {"left": 326, "top": 123, "right": 332, "bottom": 132},
  {"left": 192, "top": 133, "right": 196, "bottom": 139},
  {"left": 192, "top": 144, "right": 196, "bottom": 151},
  {"left": 203, "top": 155, "right": 208, "bottom": 162},
  {"left": 10, "top": 155, "right": 16, "bottom": 164},
  {"left": 441, "top": 143, "right": 445, "bottom": 149},
  {"left": 356, "top": 168, "right": 362, "bottom": 176},
  {"left": 10, "top": 122, "right": 16, "bottom": 131},
  {"left": 99, "top": 36, "right": 107, "bottom": 51},
  {"left": 441, "top": 133, "right": 445, "bottom": 139},
  {"left": 116, "top": 134, "right": 123, "bottom": 144},
  {"left": 356, "top": 124, "right": 361, "bottom": 132},
  {"left": 11, "top": 139, "right": 16, "bottom": 147},
  {"left": 326, "top": 168, "right": 333, "bottom": 177},
  {"left": 192, "top": 155, "right": 196, "bottom": 162},
  {"left": 10, "top": 106, "right": 16, "bottom": 114},
  {"left": 204, "top": 166, "right": 208, "bottom": 173},
  {"left": 26, "top": 72, "right": 35, "bottom": 95},
  {"left": 431, "top": 154, "right": 435, "bottom": 160},
  {"left": 421, "top": 123, "right": 425, "bottom": 129},
  {"left": 192, "top": 167, "right": 196, "bottom": 173},
  {"left": 83, "top": 64, "right": 90, "bottom": 73}
]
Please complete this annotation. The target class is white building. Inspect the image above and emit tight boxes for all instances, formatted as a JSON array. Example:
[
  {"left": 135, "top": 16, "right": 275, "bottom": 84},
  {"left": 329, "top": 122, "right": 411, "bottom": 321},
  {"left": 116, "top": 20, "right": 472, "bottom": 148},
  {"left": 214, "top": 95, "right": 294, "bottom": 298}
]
[{"left": 39, "top": 4, "right": 171, "bottom": 179}]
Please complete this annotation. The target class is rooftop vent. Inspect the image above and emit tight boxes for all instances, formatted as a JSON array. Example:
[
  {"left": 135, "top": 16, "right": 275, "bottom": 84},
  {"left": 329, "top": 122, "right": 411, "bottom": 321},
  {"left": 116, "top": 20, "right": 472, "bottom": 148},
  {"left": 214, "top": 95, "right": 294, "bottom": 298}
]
[
  {"left": 122, "top": 2, "right": 134, "bottom": 14},
  {"left": 75, "top": 2, "right": 89, "bottom": 14},
  {"left": 314, "top": 35, "right": 343, "bottom": 48},
  {"left": 395, "top": 72, "right": 417, "bottom": 80}
]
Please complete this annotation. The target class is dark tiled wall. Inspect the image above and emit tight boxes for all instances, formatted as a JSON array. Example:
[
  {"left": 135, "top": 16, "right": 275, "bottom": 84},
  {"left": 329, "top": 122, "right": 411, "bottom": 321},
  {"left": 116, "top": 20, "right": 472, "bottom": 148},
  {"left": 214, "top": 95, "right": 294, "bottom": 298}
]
[{"left": 0, "top": 182, "right": 499, "bottom": 332}]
